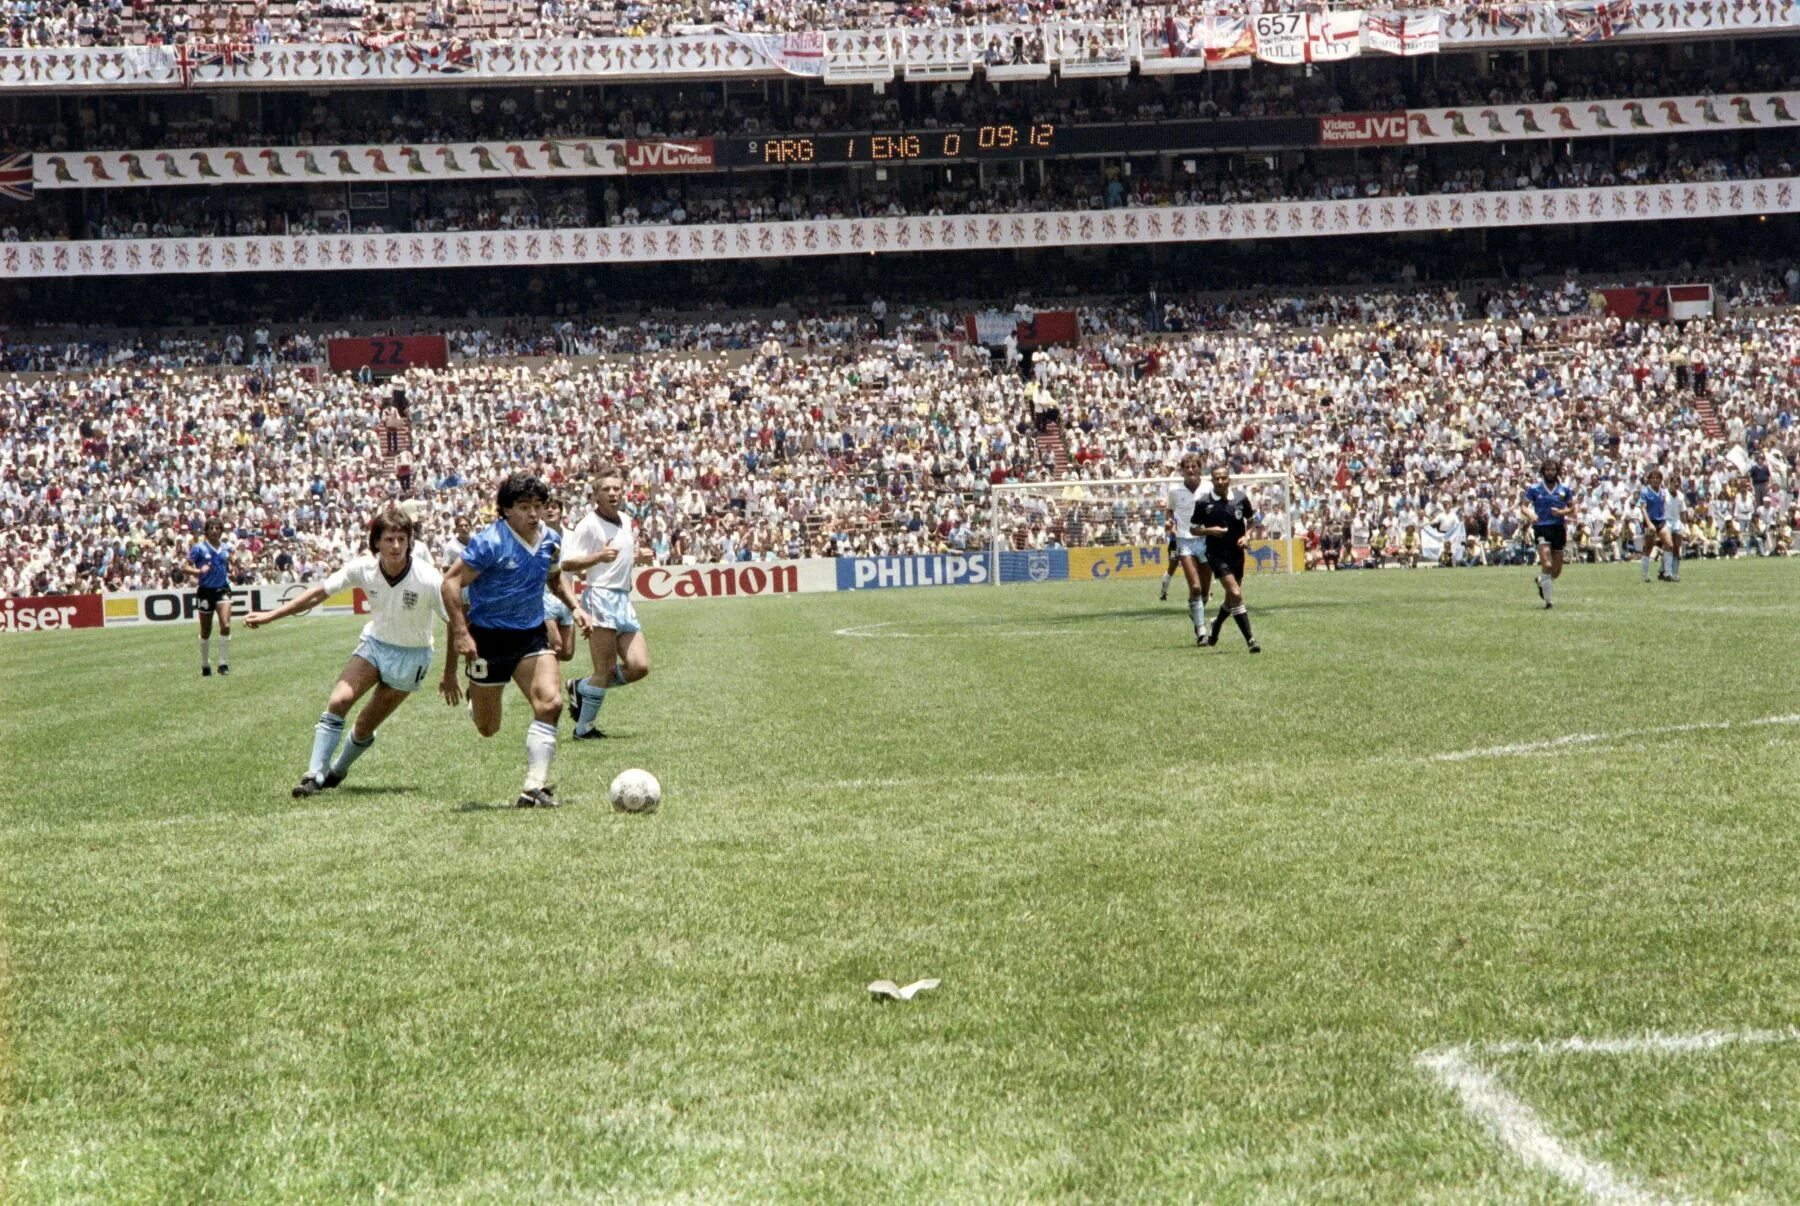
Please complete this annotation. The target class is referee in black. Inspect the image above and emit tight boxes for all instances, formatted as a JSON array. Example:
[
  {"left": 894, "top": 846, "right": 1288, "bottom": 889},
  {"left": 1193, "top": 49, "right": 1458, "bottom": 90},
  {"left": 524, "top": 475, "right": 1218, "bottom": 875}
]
[{"left": 1192, "top": 465, "right": 1261, "bottom": 652}]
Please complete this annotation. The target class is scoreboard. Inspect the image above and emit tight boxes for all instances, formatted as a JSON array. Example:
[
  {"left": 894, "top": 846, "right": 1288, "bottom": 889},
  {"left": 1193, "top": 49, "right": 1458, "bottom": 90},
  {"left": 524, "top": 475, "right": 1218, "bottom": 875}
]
[{"left": 716, "top": 117, "right": 1318, "bottom": 168}]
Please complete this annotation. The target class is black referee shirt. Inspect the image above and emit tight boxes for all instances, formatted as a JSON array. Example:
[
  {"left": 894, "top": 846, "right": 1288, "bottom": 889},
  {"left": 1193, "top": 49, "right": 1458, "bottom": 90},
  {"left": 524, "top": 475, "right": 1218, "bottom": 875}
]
[{"left": 1192, "top": 489, "right": 1253, "bottom": 544}]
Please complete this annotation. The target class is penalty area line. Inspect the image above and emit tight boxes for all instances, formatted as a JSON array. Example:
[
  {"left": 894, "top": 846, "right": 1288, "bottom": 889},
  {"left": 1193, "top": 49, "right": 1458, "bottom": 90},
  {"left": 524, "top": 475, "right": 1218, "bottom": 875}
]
[
  {"left": 1424, "top": 714, "right": 1800, "bottom": 763},
  {"left": 1418, "top": 1028, "right": 1799, "bottom": 1205}
]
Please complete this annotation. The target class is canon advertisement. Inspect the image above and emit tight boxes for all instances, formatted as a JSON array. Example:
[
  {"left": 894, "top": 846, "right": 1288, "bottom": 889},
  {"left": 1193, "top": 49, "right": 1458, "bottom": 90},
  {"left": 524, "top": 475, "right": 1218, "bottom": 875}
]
[{"left": 632, "top": 559, "right": 835, "bottom": 602}]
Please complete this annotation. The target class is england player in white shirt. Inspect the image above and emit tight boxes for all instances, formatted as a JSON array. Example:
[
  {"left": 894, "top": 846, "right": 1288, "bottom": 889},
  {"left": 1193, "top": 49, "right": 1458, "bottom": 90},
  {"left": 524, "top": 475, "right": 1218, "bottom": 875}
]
[
  {"left": 1165, "top": 454, "right": 1214, "bottom": 643},
  {"left": 562, "top": 466, "right": 651, "bottom": 739},
  {"left": 1661, "top": 477, "right": 1685, "bottom": 581},
  {"left": 245, "top": 506, "right": 453, "bottom": 797}
]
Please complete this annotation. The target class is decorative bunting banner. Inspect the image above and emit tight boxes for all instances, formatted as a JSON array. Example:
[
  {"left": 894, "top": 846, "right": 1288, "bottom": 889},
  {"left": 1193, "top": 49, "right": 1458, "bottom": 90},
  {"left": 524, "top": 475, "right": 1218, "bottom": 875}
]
[
  {"left": 34, "top": 139, "right": 630, "bottom": 189},
  {"left": 4, "top": 178, "right": 1794, "bottom": 279}
]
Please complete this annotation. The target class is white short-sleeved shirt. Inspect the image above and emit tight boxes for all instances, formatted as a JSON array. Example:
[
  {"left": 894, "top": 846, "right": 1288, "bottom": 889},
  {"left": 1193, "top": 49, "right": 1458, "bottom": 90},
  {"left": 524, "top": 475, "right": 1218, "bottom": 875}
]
[
  {"left": 323, "top": 554, "right": 448, "bottom": 649},
  {"left": 1168, "top": 482, "right": 1204, "bottom": 534},
  {"left": 565, "top": 508, "right": 636, "bottom": 593}
]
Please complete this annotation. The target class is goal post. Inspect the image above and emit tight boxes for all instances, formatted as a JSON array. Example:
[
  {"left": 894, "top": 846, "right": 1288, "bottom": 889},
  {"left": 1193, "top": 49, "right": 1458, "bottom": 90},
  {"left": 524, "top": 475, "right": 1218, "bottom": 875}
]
[{"left": 988, "top": 473, "right": 1301, "bottom": 583}]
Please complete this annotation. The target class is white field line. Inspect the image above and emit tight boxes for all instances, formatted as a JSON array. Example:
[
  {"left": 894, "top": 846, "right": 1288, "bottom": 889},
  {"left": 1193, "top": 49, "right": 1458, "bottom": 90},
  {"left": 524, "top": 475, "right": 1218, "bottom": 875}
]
[
  {"left": 1418, "top": 1028, "right": 1799, "bottom": 1205},
  {"left": 1425, "top": 714, "right": 1800, "bottom": 763},
  {"left": 833, "top": 621, "right": 1063, "bottom": 639}
]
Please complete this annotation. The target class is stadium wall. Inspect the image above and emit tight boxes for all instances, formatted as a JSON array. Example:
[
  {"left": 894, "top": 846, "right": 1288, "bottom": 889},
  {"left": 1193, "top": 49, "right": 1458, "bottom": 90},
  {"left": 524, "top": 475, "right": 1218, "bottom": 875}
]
[{"left": 0, "top": 546, "right": 1257, "bottom": 633}]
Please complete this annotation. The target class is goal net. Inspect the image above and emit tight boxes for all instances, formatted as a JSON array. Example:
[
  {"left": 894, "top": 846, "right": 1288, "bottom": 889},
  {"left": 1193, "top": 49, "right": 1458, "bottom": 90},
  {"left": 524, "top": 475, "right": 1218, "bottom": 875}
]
[{"left": 988, "top": 473, "right": 1300, "bottom": 581}]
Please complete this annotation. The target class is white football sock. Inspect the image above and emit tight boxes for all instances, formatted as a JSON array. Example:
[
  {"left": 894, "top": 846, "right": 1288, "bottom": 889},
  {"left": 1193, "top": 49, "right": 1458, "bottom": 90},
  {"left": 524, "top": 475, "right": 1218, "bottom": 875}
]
[
  {"left": 524, "top": 720, "right": 557, "bottom": 791},
  {"left": 200, "top": 636, "right": 211, "bottom": 669}
]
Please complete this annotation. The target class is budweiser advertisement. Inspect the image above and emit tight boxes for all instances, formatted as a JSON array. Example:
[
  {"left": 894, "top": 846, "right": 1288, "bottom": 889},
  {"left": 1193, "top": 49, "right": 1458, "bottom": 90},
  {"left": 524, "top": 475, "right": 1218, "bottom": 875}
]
[
  {"left": 0, "top": 594, "right": 105, "bottom": 633},
  {"left": 1318, "top": 112, "right": 1409, "bottom": 147},
  {"left": 624, "top": 139, "right": 716, "bottom": 174}
]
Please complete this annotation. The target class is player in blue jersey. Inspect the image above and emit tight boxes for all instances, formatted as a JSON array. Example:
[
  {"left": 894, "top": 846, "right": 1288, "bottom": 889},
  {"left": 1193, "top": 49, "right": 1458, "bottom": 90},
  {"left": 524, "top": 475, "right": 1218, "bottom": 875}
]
[
  {"left": 440, "top": 473, "right": 590, "bottom": 808},
  {"left": 184, "top": 516, "right": 235, "bottom": 676},
  {"left": 1638, "top": 467, "right": 1675, "bottom": 583},
  {"left": 1522, "top": 458, "right": 1577, "bottom": 609}
]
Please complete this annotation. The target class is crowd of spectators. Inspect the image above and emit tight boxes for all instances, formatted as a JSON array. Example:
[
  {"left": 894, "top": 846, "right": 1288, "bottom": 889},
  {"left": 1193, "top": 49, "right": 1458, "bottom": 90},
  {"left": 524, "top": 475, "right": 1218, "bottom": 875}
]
[
  {"left": 7, "top": 267, "right": 1792, "bottom": 371},
  {"left": 9, "top": 0, "right": 1765, "bottom": 51},
  {"left": 4, "top": 277, "right": 1796, "bottom": 598}
]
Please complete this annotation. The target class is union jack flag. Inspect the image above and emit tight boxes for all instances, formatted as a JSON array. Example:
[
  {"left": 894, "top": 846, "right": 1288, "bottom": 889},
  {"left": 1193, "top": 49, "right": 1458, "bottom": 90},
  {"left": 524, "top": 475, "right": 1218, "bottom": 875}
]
[
  {"left": 174, "top": 42, "right": 255, "bottom": 89},
  {"left": 1560, "top": 0, "right": 1635, "bottom": 40},
  {"left": 0, "top": 153, "right": 31, "bottom": 203}
]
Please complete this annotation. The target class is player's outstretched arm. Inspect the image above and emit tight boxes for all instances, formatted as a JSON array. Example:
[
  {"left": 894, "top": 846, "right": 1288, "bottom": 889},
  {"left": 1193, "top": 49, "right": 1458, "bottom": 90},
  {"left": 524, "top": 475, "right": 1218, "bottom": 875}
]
[
  {"left": 437, "top": 616, "right": 462, "bottom": 706},
  {"left": 441, "top": 560, "right": 479, "bottom": 660},
  {"left": 243, "top": 585, "right": 329, "bottom": 629}
]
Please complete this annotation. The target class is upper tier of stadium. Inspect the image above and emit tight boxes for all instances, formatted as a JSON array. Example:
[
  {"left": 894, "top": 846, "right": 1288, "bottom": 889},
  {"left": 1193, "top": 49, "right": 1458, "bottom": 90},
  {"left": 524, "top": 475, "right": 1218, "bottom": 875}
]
[{"left": 1, "top": 0, "right": 1793, "bottom": 82}]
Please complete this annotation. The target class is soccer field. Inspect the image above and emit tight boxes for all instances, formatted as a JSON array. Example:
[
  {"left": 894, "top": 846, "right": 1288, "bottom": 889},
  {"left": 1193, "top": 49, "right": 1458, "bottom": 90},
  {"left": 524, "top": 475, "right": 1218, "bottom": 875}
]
[{"left": 3, "top": 561, "right": 1798, "bottom": 1201}]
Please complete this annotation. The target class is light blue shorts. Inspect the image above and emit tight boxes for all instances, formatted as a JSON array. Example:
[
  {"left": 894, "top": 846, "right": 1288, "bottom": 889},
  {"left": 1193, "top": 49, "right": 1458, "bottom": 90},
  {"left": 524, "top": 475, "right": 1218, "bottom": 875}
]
[
  {"left": 582, "top": 586, "right": 642, "bottom": 636},
  {"left": 353, "top": 635, "right": 434, "bottom": 692},
  {"left": 1175, "top": 535, "right": 1209, "bottom": 561}
]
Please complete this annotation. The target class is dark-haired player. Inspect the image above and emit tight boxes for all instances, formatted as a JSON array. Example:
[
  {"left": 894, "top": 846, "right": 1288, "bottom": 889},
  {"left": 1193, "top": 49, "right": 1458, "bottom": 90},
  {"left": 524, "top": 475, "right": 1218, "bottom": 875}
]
[
  {"left": 244, "top": 507, "right": 450, "bottom": 797},
  {"left": 1639, "top": 467, "right": 1675, "bottom": 583},
  {"left": 1522, "top": 458, "right": 1576, "bottom": 609},
  {"left": 1193, "top": 466, "right": 1260, "bottom": 653},
  {"left": 185, "top": 516, "right": 235, "bottom": 676},
  {"left": 440, "top": 472, "right": 590, "bottom": 808}
]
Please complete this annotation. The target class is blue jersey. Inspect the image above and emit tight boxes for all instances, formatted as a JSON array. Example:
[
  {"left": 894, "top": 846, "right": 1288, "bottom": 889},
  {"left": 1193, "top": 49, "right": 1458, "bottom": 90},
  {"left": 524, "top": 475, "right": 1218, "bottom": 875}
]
[
  {"left": 1524, "top": 483, "right": 1573, "bottom": 526},
  {"left": 189, "top": 541, "right": 231, "bottom": 590},
  {"left": 1639, "top": 487, "right": 1666, "bottom": 523},
  {"left": 461, "top": 518, "right": 560, "bottom": 631}
]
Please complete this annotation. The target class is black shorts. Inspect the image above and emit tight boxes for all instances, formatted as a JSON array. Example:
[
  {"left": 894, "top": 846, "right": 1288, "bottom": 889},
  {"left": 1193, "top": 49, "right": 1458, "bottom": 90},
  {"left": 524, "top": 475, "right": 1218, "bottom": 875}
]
[
  {"left": 194, "top": 586, "right": 228, "bottom": 613},
  {"left": 1534, "top": 523, "right": 1567, "bottom": 552},
  {"left": 1206, "top": 553, "right": 1246, "bottom": 582},
  {"left": 1648, "top": 519, "right": 1667, "bottom": 533},
  {"left": 467, "top": 624, "right": 551, "bottom": 686}
]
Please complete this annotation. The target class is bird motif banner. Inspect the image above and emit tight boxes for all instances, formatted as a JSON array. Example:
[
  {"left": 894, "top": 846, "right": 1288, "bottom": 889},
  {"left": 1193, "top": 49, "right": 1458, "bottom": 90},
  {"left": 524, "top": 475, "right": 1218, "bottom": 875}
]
[{"left": 32, "top": 138, "right": 632, "bottom": 189}]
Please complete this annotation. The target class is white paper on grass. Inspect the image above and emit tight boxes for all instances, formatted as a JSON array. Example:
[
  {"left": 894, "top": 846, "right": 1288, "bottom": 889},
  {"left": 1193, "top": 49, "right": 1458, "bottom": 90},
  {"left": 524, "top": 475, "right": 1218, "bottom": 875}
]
[{"left": 867, "top": 978, "right": 941, "bottom": 1000}]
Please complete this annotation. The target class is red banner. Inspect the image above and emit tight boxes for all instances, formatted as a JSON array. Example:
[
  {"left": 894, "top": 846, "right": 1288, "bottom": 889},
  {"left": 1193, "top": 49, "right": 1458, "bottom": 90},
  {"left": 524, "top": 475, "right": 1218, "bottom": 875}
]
[
  {"left": 963, "top": 309, "right": 1080, "bottom": 349},
  {"left": 327, "top": 335, "right": 449, "bottom": 374},
  {"left": 1598, "top": 287, "right": 1669, "bottom": 321},
  {"left": 1318, "top": 112, "right": 1409, "bottom": 147},
  {"left": 624, "top": 139, "right": 716, "bottom": 174},
  {"left": 0, "top": 594, "right": 104, "bottom": 633}
]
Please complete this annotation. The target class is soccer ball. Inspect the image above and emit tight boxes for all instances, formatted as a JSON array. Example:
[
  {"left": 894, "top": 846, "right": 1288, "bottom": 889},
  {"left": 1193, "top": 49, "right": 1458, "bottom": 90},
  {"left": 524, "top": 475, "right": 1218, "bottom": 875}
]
[{"left": 609, "top": 768, "right": 661, "bottom": 814}]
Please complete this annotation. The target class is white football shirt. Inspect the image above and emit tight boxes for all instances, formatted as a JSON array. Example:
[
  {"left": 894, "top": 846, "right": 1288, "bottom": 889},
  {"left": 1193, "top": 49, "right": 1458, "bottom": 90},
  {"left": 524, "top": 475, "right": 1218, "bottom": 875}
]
[
  {"left": 323, "top": 554, "right": 448, "bottom": 649},
  {"left": 565, "top": 508, "right": 636, "bottom": 592},
  {"left": 1168, "top": 482, "right": 1204, "bottom": 536}
]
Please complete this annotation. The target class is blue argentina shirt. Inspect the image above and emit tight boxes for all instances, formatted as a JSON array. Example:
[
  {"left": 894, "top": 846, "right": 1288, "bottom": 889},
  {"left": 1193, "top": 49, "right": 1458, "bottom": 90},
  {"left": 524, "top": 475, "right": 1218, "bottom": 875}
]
[
  {"left": 1638, "top": 487, "right": 1666, "bottom": 524},
  {"left": 1524, "top": 483, "right": 1573, "bottom": 526},
  {"left": 189, "top": 541, "right": 231, "bottom": 589},
  {"left": 461, "top": 518, "right": 561, "bottom": 631}
]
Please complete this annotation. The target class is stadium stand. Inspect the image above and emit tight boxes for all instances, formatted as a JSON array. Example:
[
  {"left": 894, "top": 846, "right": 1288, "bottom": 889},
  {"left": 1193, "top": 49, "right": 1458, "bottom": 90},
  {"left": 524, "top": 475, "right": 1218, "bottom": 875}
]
[{"left": 3, "top": 0, "right": 1798, "bottom": 600}]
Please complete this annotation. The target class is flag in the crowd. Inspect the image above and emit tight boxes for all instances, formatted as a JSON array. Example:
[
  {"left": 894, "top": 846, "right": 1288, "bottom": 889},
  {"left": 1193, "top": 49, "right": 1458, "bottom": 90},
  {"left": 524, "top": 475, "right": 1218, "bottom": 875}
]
[
  {"left": 174, "top": 42, "right": 254, "bottom": 89},
  {"left": 1560, "top": 0, "right": 1635, "bottom": 41},
  {"left": 1307, "top": 12, "right": 1363, "bottom": 61},
  {"left": 0, "top": 153, "right": 32, "bottom": 203},
  {"left": 1203, "top": 14, "right": 1254, "bottom": 65},
  {"left": 404, "top": 38, "right": 474, "bottom": 73},
  {"left": 1362, "top": 12, "right": 1442, "bottom": 55}
]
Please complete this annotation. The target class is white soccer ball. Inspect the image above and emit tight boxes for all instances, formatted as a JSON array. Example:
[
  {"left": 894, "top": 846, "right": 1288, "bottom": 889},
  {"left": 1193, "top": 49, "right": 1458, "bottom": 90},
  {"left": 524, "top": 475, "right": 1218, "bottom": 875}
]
[{"left": 609, "top": 768, "right": 661, "bottom": 814}]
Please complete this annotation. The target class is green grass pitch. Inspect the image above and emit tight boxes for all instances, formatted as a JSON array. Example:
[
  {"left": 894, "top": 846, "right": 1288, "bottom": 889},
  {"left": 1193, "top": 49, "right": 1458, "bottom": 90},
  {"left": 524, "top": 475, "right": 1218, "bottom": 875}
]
[{"left": 3, "top": 560, "right": 1797, "bottom": 1200}]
